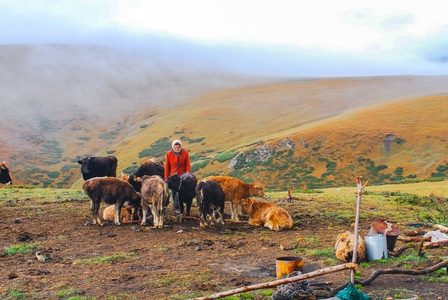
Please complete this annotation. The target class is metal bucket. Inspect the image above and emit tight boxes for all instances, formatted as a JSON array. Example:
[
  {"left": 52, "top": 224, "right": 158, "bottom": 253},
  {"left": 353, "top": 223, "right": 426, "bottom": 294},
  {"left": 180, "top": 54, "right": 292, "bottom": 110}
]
[
  {"left": 364, "top": 234, "right": 388, "bottom": 261},
  {"left": 275, "top": 256, "right": 304, "bottom": 279}
]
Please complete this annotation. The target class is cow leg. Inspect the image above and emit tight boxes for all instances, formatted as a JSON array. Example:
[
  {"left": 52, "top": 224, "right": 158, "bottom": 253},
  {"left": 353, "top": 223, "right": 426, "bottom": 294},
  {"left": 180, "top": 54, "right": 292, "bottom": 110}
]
[
  {"left": 213, "top": 207, "right": 224, "bottom": 225},
  {"left": 130, "top": 207, "right": 135, "bottom": 224},
  {"left": 150, "top": 205, "right": 159, "bottom": 228},
  {"left": 229, "top": 201, "right": 240, "bottom": 222},
  {"left": 158, "top": 198, "right": 164, "bottom": 228},
  {"left": 185, "top": 199, "right": 192, "bottom": 217},
  {"left": 90, "top": 200, "right": 103, "bottom": 226},
  {"left": 199, "top": 210, "right": 207, "bottom": 228},
  {"left": 114, "top": 203, "right": 122, "bottom": 226},
  {"left": 141, "top": 206, "right": 149, "bottom": 226}
]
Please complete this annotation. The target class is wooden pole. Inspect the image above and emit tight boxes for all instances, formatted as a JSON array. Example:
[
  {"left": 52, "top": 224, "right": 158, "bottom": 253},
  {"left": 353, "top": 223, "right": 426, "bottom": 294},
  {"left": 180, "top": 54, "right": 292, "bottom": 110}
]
[
  {"left": 351, "top": 176, "right": 367, "bottom": 284},
  {"left": 192, "top": 263, "right": 357, "bottom": 300}
]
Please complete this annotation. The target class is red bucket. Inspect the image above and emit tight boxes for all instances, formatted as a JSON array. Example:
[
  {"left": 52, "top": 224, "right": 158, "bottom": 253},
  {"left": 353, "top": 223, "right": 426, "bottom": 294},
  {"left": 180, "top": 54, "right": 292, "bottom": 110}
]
[{"left": 370, "top": 221, "right": 399, "bottom": 251}]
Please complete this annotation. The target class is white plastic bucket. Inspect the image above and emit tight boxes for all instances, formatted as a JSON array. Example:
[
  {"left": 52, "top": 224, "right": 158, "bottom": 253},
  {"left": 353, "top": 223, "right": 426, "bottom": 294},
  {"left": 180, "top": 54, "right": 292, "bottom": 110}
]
[{"left": 364, "top": 234, "right": 388, "bottom": 260}]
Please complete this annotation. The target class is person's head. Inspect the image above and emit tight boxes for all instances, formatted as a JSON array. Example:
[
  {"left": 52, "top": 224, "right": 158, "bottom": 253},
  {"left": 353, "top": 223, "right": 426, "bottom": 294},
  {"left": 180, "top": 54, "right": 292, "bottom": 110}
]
[{"left": 171, "top": 140, "right": 182, "bottom": 153}]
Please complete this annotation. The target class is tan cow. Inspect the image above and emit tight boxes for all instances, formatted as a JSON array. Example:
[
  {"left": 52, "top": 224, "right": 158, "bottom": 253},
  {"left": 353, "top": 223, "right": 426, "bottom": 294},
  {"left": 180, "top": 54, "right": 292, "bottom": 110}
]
[
  {"left": 102, "top": 205, "right": 138, "bottom": 224},
  {"left": 240, "top": 198, "right": 293, "bottom": 231},
  {"left": 138, "top": 175, "right": 170, "bottom": 228},
  {"left": 201, "top": 175, "right": 265, "bottom": 222}
]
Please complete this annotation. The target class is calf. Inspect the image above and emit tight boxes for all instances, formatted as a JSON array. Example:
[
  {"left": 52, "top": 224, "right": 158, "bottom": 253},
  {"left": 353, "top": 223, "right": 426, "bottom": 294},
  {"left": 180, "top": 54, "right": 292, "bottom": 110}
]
[
  {"left": 240, "top": 198, "right": 293, "bottom": 231},
  {"left": 201, "top": 175, "right": 265, "bottom": 222},
  {"left": 139, "top": 175, "right": 170, "bottom": 228},
  {"left": 166, "top": 172, "right": 197, "bottom": 216},
  {"left": 195, "top": 180, "right": 225, "bottom": 227},
  {"left": 78, "top": 156, "right": 118, "bottom": 181},
  {"left": 82, "top": 177, "right": 141, "bottom": 226},
  {"left": 127, "top": 158, "right": 164, "bottom": 192},
  {"left": 102, "top": 204, "right": 139, "bottom": 224},
  {"left": 0, "top": 161, "right": 13, "bottom": 185}
]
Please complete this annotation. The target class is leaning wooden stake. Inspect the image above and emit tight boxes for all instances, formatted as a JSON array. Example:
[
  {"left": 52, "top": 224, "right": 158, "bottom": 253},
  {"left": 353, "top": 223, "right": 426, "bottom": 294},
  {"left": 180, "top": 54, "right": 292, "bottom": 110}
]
[
  {"left": 351, "top": 176, "right": 368, "bottom": 284},
  {"left": 192, "top": 263, "right": 357, "bottom": 300}
]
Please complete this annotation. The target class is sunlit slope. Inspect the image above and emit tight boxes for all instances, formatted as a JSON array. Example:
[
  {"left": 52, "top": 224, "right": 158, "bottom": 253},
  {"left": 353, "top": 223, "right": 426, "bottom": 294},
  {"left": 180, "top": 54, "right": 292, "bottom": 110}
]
[{"left": 106, "top": 77, "right": 448, "bottom": 190}]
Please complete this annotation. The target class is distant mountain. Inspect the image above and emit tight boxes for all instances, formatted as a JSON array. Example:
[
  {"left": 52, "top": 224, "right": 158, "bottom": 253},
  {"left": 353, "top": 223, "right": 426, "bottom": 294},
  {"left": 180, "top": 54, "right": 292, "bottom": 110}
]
[{"left": 1, "top": 45, "right": 447, "bottom": 189}]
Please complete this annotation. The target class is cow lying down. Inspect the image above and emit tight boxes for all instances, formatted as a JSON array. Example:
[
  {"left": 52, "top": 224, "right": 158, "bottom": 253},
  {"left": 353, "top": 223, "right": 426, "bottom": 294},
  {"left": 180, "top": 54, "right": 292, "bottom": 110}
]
[
  {"left": 240, "top": 198, "right": 293, "bottom": 231},
  {"left": 102, "top": 205, "right": 140, "bottom": 224}
]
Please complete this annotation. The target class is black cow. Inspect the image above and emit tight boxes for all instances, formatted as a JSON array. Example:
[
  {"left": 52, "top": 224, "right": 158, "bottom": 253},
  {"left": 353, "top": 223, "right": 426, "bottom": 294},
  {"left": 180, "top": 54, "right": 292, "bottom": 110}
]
[
  {"left": 127, "top": 158, "right": 164, "bottom": 192},
  {"left": 167, "top": 172, "right": 197, "bottom": 216},
  {"left": 0, "top": 161, "right": 12, "bottom": 185},
  {"left": 195, "top": 179, "right": 225, "bottom": 227},
  {"left": 78, "top": 156, "right": 118, "bottom": 181}
]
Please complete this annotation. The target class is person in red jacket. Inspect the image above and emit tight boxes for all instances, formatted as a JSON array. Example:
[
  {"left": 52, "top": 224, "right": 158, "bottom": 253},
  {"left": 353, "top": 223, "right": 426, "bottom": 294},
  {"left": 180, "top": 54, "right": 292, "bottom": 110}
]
[{"left": 164, "top": 139, "right": 191, "bottom": 214}]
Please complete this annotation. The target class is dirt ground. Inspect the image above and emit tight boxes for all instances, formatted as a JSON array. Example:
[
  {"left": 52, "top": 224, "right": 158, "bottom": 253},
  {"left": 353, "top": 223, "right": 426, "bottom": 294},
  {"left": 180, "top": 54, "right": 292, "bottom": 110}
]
[{"left": 1, "top": 196, "right": 447, "bottom": 300}]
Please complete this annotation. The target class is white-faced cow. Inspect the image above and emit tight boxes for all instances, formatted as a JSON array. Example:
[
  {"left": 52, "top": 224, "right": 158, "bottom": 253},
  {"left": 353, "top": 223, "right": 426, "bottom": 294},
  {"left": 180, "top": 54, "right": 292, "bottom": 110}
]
[
  {"left": 166, "top": 172, "right": 197, "bottom": 217},
  {"left": 126, "top": 158, "right": 164, "bottom": 192},
  {"left": 0, "top": 161, "right": 13, "bottom": 185},
  {"left": 82, "top": 177, "right": 141, "bottom": 226},
  {"left": 195, "top": 180, "right": 225, "bottom": 227},
  {"left": 138, "top": 175, "right": 170, "bottom": 228},
  {"left": 78, "top": 156, "right": 118, "bottom": 181}
]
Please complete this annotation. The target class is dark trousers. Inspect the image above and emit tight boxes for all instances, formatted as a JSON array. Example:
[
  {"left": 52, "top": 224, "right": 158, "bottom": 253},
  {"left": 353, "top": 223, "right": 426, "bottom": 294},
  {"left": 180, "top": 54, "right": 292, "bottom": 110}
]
[{"left": 171, "top": 190, "right": 180, "bottom": 211}]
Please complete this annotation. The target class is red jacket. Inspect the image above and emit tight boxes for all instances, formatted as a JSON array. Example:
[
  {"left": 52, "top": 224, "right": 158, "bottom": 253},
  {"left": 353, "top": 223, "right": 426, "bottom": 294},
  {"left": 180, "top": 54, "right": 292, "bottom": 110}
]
[{"left": 164, "top": 149, "right": 191, "bottom": 180}]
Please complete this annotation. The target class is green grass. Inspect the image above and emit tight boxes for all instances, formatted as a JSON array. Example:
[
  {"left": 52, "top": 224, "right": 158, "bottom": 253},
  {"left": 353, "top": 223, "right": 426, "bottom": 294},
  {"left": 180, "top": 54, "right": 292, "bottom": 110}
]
[{"left": 4, "top": 242, "right": 39, "bottom": 256}]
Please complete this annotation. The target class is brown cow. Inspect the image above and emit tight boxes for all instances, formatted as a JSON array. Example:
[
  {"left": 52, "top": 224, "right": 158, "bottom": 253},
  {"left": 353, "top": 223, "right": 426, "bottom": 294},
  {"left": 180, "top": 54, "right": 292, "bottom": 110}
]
[
  {"left": 240, "top": 198, "right": 293, "bottom": 231},
  {"left": 83, "top": 177, "right": 141, "bottom": 226},
  {"left": 201, "top": 175, "right": 265, "bottom": 222},
  {"left": 138, "top": 175, "right": 170, "bottom": 228}
]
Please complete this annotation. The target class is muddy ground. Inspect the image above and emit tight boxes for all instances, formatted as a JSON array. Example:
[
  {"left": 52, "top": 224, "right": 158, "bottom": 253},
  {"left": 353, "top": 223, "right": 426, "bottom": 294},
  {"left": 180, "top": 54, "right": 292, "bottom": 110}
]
[{"left": 1, "top": 196, "right": 447, "bottom": 300}]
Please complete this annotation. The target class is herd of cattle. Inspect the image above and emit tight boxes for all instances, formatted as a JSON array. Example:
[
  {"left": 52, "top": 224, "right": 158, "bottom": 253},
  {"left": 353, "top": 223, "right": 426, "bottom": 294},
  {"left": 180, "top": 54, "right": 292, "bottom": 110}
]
[{"left": 1, "top": 156, "right": 294, "bottom": 231}]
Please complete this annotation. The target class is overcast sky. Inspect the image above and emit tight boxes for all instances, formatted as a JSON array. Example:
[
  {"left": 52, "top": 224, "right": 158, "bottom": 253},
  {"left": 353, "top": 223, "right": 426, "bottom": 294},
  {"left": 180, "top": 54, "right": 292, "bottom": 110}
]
[{"left": 1, "top": 0, "right": 447, "bottom": 77}]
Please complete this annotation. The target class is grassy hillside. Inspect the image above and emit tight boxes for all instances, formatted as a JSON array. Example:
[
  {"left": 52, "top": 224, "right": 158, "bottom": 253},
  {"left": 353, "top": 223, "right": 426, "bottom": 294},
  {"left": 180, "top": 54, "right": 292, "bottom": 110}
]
[
  {"left": 1, "top": 45, "right": 448, "bottom": 189},
  {"left": 77, "top": 78, "right": 448, "bottom": 190}
]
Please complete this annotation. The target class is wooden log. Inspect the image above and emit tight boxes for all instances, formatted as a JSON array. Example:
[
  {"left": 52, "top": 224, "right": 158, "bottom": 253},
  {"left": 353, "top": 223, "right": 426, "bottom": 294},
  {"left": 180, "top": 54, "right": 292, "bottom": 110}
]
[
  {"left": 423, "top": 240, "right": 448, "bottom": 249},
  {"left": 403, "top": 230, "right": 428, "bottom": 236},
  {"left": 387, "top": 244, "right": 413, "bottom": 257},
  {"left": 433, "top": 224, "right": 448, "bottom": 233},
  {"left": 359, "top": 259, "right": 448, "bottom": 286},
  {"left": 192, "top": 263, "right": 358, "bottom": 300},
  {"left": 397, "top": 236, "right": 431, "bottom": 242}
]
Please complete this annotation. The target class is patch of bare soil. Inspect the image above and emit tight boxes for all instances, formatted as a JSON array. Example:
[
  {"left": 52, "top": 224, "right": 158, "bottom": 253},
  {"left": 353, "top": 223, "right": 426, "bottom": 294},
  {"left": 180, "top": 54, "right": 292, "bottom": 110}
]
[{"left": 1, "top": 198, "right": 447, "bottom": 299}]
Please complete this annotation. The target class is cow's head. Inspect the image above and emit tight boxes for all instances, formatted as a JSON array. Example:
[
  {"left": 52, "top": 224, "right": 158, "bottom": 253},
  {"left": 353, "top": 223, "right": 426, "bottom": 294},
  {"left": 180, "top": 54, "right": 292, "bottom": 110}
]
[
  {"left": 0, "top": 161, "right": 13, "bottom": 185},
  {"left": 252, "top": 182, "right": 265, "bottom": 197},
  {"left": 166, "top": 173, "right": 181, "bottom": 190},
  {"left": 78, "top": 157, "right": 95, "bottom": 178}
]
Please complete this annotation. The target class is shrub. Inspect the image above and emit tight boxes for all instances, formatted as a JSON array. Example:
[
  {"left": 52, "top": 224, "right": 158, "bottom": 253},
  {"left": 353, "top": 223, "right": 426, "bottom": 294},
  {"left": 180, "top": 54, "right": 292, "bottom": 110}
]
[
  {"left": 191, "top": 160, "right": 208, "bottom": 172},
  {"left": 214, "top": 151, "right": 236, "bottom": 162}
]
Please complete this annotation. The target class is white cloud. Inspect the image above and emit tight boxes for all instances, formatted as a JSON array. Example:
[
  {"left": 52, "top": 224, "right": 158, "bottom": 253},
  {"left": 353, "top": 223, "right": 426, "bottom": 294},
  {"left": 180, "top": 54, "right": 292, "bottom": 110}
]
[{"left": 1, "top": 0, "right": 447, "bottom": 76}]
